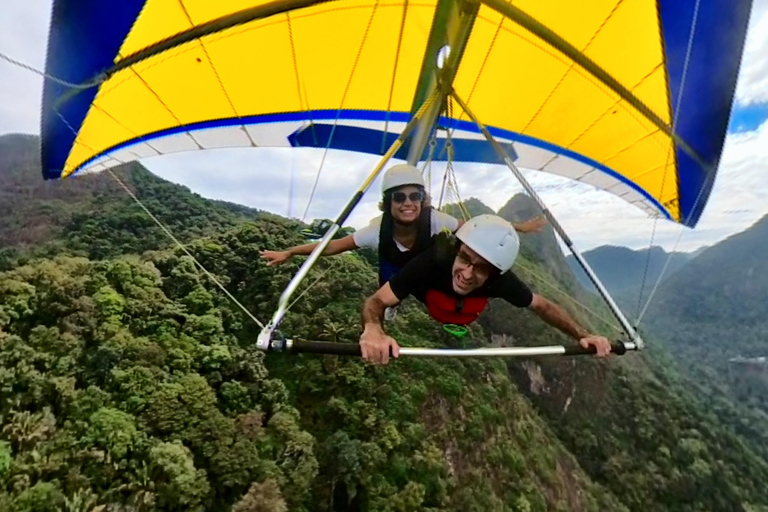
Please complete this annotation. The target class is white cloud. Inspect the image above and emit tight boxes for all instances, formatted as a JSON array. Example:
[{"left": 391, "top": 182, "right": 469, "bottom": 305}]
[
  {"left": 735, "top": 0, "right": 768, "bottom": 105},
  {"left": 0, "top": 1, "right": 51, "bottom": 134}
]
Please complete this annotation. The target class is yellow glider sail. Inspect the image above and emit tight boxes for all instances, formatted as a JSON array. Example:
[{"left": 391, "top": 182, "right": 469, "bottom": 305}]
[{"left": 42, "top": 0, "right": 753, "bottom": 227}]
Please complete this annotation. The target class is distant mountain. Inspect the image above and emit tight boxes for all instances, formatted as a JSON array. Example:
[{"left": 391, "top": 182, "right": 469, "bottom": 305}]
[
  {"left": 440, "top": 196, "right": 494, "bottom": 218},
  {"left": 690, "top": 245, "right": 710, "bottom": 258},
  {"left": 480, "top": 199, "right": 768, "bottom": 511},
  {"left": 566, "top": 245, "right": 695, "bottom": 298},
  {"left": 0, "top": 133, "right": 121, "bottom": 250},
  {"left": 643, "top": 213, "right": 768, "bottom": 414},
  {"left": 498, "top": 194, "right": 588, "bottom": 298}
]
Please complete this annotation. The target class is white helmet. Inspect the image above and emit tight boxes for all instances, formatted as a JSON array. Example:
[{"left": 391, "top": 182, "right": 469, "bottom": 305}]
[
  {"left": 455, "top": 214, "right": 520, "bottom": 273},
  {"left": 381, "top": 164, "right": 425, "bottom": 194}
]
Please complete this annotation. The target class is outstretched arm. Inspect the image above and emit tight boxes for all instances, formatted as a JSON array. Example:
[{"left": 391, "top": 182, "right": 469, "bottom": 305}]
[
  {"left": 260, "top": 235, "right": 358, "bottom": 266},
  {"left": 512, "top": 215, "right": 547, "bottom": 234},
  {"left": 360, "top": 283, "right": 402, "bottom": 365},
  {"left": 528, "top": 294, "right": 611, "bottom": 357}
]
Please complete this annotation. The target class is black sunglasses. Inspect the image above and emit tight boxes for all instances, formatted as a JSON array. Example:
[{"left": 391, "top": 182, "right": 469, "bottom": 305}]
[
  {"left": 392, "top": 191, "right": 424, "bottom": 203},
  {"left": 456, "top": 249, "right": 494, "bottom": 276}
]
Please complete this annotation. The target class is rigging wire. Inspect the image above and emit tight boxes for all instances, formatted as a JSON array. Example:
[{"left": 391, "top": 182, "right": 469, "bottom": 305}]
[
  {"left": 106, "top": 169, "right": 266, "bottom": 329},
  {"left": 635, "top": 0, "right": 703, "bottom": 327},
  {"left": 635, "top": 212, "right": 661, "bottom": 320},
  {"left": 2, "top": 36, "right": 279, "bottom": 334},
  {"left": 635, "top": 0, "right": 702, "bottom": 322},
  {"left": 437, "top": 139, "right": 468, "bottom": 220},
  {"left": 437, "top": 160, "right": 451, "bottom": 211},
  {"left": 288, "top": 147, "right": 296, "bottom": 218},
  {"left": 0, "top": 50, "right": 105, "bottom": 89},
  {"left": 444, "top": 137, "right": 471, "bottom": 221},
  {"left": 420, "top": 136, "right": 437, "bottom": 196},
  {"left": 286, "top": 265, "right": 333, "bottom": 313},
  {"left": 433, "top": 103, "right": 471, "bottom": 221},
  {"left": 15, "top": 56, "right": 268, "bottom": 330},
  {"left": 381, "top": 0, "right": 409, "bottom": 154}
]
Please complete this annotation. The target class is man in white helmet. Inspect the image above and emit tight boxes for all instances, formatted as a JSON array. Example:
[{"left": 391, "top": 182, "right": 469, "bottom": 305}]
[
  {"left": 260, "top": 164, "right": 545, "bottom": 287},
  {"left": 359, "top": 214, "right": 612, "bottom": 364}
]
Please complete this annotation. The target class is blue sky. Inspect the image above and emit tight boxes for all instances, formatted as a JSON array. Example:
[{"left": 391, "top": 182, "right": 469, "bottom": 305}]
[
  {"left": 1, "top": 0, "right": 767, "bottom": 254},
  {"left": 729, "top": 102, "right": 768, "bottom": 133}
]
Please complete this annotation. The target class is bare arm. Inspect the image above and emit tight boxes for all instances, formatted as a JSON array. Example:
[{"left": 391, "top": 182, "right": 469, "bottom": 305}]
[
  {"left": 260, "top": 235, "right": 358, "bottom": 266},
  {"left": 360, "top": 283, "right": 402, "bottom": 364},
  {"left": 528, "top": 294, "right": 589, "bottom": 340},
  {"left": 362, "top": 283, "right": 401, "bottom": 331},
  {"left": 512, "top": 215, "right": 547, "bottom": 234},
  {"left": 289, "top": 234, "right": 358, "bottom": 256},
  {"left": 527, "top": 294, "right": 611, "bottom": 357}
]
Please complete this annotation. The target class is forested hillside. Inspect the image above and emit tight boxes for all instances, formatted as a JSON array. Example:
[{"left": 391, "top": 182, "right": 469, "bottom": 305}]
[
  {"left": 643, "top": 214, "right": 768, "bottom": 417},
  {"left": 1, "top": 134, "right": 768, "bottom": 511},
  {"left": 0, "top": 223, "right": 629, "bottom": 511},
  {"left": 0, "top": 134, "right": 271, "bottom": 266}
]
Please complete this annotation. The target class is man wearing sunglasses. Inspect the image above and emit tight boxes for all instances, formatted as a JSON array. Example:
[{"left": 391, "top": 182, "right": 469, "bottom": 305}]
[
  {"left": 260, "top": 165, "right": 545, "bottom": 288},
  {"left": 358, "top": 214, "right": 613, "bottom": 365}
]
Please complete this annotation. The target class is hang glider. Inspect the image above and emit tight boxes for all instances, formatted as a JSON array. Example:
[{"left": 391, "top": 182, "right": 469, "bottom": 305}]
[{"left": 40, "top": 0, "right": 753, "bottom": 358}]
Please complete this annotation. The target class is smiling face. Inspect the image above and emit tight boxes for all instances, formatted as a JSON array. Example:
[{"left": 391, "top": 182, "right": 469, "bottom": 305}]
[
  {"left": 451, "top": 244, "right": 496, "bottom": 295},
  {"left": 389, "top": 185, "right": 424, "bottom": 224}
]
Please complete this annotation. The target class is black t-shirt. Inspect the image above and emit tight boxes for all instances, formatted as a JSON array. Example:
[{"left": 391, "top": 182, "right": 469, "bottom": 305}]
[{"left": 389, "top": 242, "right": 533, "bottom": 308}]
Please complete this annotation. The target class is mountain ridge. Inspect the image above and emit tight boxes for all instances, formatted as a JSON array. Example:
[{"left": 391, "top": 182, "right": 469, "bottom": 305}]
[{"left": 566, "top": 244, "right": 695, "bottom": 299}]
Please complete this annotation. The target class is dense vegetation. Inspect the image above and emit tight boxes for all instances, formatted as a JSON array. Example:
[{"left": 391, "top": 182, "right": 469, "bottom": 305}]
[
  {"left": 1, "top": 133, "right": 767, "bottom": 511},
  {"left": 0, "top": 220, "right": 629, "bottom": 511},
  {"left": 0, "top": 251, "right": 315, "bottom": 511}
]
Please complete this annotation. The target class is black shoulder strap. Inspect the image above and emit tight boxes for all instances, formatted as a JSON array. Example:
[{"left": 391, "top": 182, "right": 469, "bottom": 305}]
[
  {"left": 432, "top": 229, "right": 458, "bottom": 265},
  {"left": 378, "top": 207, "right": 434, "bottom": 285},
  {"left": 414, "top": 207, "right": 433, "bottom": 253},
  {"left": 378, "top": 213, "right": 394, "bottom": 285}
]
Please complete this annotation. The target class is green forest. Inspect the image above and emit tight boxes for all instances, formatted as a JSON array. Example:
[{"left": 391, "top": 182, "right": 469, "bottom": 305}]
[{"left": 1, "top": 134, "right": 767, "bottom": 511}]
